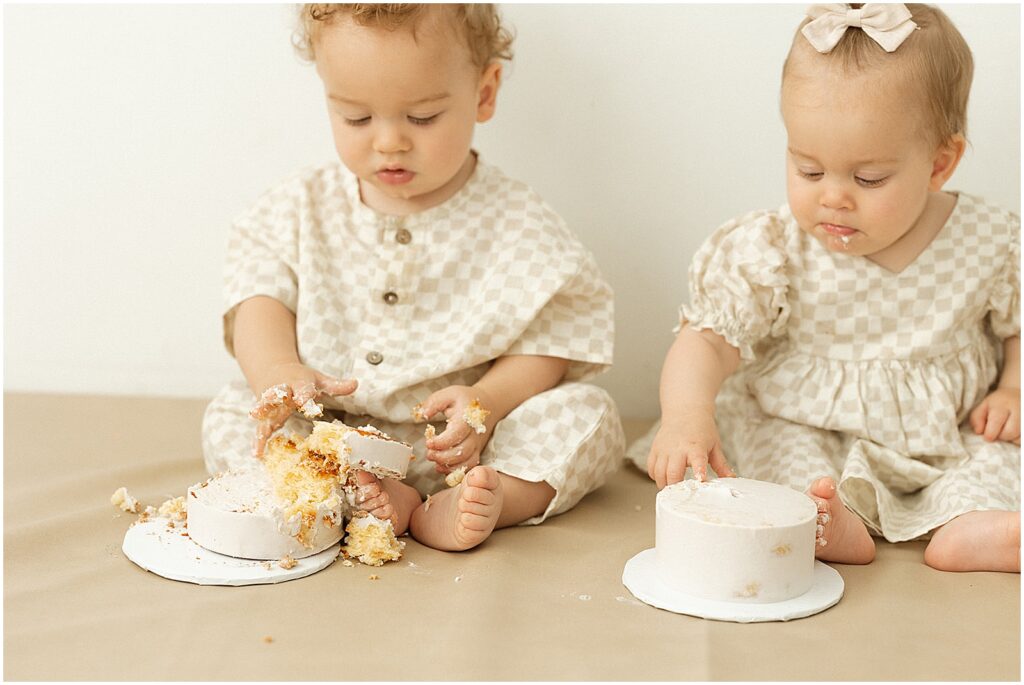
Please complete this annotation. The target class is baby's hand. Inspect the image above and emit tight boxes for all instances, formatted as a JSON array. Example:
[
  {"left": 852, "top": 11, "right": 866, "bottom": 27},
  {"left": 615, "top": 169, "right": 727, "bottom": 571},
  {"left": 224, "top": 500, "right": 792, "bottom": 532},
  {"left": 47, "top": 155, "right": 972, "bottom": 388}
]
[
  {"left": 249, "top": 363, "right": 358, "bottom": 458},
  {"left": 416, "top": 386, "right": 495, "bottom": 474},
  {"left": 647, "top": 409, "right": 735, "bottom": 489},
  {"left": 969, "top": 387, "right": 1021, "bottom": 445}
]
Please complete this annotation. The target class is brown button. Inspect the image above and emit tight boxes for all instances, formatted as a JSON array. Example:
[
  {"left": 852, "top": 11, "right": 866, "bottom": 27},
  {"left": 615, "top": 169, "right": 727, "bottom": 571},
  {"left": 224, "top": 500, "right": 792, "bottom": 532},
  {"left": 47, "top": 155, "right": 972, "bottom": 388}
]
[
  {"left": 396, "top": 229, "right": 412, "bottom": 244},
  {"left": 383, "top": 291, "right": 399, "bottom": 305},
  {"left": 366, "top": 351, "right": 383, "bottom": 365}
]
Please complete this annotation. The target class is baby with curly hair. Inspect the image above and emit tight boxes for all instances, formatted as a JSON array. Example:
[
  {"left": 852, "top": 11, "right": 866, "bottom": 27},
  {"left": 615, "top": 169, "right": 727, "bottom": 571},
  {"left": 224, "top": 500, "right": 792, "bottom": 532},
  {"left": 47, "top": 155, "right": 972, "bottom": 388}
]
[{"left": 203, "top": 3, "right": 624, "bottom": 552}]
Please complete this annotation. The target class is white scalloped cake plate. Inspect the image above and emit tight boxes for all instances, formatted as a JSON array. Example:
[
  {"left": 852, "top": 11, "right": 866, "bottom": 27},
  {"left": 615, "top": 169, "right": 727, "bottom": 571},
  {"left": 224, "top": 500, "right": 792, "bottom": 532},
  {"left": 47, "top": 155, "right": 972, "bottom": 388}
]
[
  {"left": 622, "top": 548, "right": 844, "bottom": 623},
  {"left": 123, "top": 518, "right": 340, "bottom": 586}
]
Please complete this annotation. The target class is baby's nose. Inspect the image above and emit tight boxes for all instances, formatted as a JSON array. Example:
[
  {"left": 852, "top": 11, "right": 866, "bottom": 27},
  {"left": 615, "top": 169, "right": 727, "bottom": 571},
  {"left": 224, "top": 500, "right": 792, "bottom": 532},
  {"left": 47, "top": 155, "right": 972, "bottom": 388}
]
[{"left": 373, "top": 123, "right": 411, "bottom": 153}]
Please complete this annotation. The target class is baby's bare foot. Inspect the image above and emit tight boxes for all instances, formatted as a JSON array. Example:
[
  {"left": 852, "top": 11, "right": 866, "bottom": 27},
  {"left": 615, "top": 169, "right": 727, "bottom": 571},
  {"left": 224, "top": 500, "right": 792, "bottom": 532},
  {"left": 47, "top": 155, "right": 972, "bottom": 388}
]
[
  {"left": 410, "top": 466, "right": 504, "bottom": 551},
  {"left": 807, "top": 476, "right": 875, "bottom": 564},
  {"left": 924, "top": 510, "right": 1021, "bottom": 573}
]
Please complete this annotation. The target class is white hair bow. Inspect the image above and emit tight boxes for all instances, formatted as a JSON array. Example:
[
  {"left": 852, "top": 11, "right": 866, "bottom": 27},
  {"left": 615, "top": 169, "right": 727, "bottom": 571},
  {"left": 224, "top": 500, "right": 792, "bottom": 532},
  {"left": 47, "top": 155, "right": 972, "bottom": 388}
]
[{"left": 801, "top": 3, "right": 918, "bottom": 53}]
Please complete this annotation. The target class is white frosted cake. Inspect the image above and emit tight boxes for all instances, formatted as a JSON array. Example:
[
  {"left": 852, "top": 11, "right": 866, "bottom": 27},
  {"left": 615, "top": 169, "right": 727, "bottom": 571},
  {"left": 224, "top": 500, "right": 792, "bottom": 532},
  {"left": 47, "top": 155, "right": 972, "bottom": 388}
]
[
  {"left": 656, "top": 477, "right": 817, "bottom": 604},
  {"left": 342, "top": 425, "right": 413, "bottom": 479},
  {"left": 187, "top": 467, "right": 344, "bottom": 560},
  {"left": 187, "top": 420, "right": 410, "bottom": 561}
]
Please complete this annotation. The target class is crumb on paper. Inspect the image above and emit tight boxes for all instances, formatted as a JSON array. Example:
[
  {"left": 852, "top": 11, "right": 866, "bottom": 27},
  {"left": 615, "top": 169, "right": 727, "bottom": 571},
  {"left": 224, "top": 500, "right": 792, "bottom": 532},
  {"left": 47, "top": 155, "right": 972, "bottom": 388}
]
[
  {"left": 445, "top": 466, "right": 467, "bottom": 488},
  {"left": 343, "top": 514, "right": 405, "bottom": 566},
  {"left": 278, "top": 554, "right": 298, "bottom": 570},
  {"left": 454, "top": 575, "right": 463, "bottom": 583},
  {"left": 158, "top": 496, "right": 187, "bottom": 522},
  {"left": 110, "top": 487, "right": 141, "bottom": 514},
  {"left": 369, "top": 574, "right": 380, "bottom": 581},
  {"left": 342, "top": 559, "right": 354, "bottom": 567},
  {"left": 262, "top": 636, "right": 274, "bottom": 644},
  {"left": 578, "top": 594, "right": 592, "bottom": 601},
  {"left": 634, "top": 505, "right": 642, "bottom": 512},
  {"left": 462, "top": 399, "right": 490, "bottom": 434}
]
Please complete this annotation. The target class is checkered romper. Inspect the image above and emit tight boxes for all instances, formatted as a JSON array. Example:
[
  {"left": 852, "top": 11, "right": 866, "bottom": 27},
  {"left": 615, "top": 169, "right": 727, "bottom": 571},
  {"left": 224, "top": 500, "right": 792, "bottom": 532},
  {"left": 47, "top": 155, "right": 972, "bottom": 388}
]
[
  {"left": 628, "top": 194, "right": 1020, "bottom": 541},
  {"left": 203, "top": 157, "right": 624, "bottom": 524}
]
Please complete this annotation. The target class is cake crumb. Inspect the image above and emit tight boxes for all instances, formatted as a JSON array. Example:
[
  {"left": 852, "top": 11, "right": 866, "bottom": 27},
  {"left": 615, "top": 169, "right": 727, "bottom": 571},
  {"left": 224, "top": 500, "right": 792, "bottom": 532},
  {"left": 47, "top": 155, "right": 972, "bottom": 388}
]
[
  {"left": 299, "top": 397, "right": 324, "bottom": 419},
  {"left": 369, "top": 574, "right": 380, "bottom": 580},
  {"left": 445, "top": 466, "right": 467, "bottom": 488},
  {"left": 110, "top": 487, "right": 141, "bottom": 514},
  {"left": 423, "top": 493, "right": 433, "bottom": 511},
  {"left": 343, "top": 514, "right": 405, "bottom": 566},
  {"left": 454, "top": 575, "right": 463, "bottom": 583},
  {"left": 462, "top": 399, "right": 490, "bottom": 434},
  {"left": 411, "top": 403, "right": 428, "bottom": 422},
  {"left": 424, "top": 424, "right": 436, "bottom": 441},
  {"left": 262, "top": 561, "right": 273, "bottom": 570},
  {"left": 262, "top": 636, "right": 274, "bottom": 644},
  {"left": 771, "top": 544, "right": 792, "bottom": 556},
  {"left": 158, "top": 496, "right": 187, "bottom": 522},
  {"left": 342, "top": 559, "right": 354, "bottom": 567},
  {"left": 634, "top": 505, "right": 642, "bottom": 512},
  {"left": 278, "top": 554, "right": 298, "bottom": 569},
  {"left": 578, "top": 594, "right": 592, "bottom": 601}
]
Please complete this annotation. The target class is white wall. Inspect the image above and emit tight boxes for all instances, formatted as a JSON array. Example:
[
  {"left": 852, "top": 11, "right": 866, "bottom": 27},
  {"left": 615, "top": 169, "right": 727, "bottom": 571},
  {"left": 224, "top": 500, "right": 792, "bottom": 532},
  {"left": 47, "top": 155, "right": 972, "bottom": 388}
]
[{"left": 4, "top": 4, "right": 1020, "bottom": 418}]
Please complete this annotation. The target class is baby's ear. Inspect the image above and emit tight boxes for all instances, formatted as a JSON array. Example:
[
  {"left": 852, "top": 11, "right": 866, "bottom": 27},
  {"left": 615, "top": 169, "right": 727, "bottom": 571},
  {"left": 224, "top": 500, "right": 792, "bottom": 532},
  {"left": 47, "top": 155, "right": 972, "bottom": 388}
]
[
  {"left": 929, "top": 134, "right": 967, "bottom": 192},
  {"left": 476, "top": 62, "right": 502, "bottom": 123}
]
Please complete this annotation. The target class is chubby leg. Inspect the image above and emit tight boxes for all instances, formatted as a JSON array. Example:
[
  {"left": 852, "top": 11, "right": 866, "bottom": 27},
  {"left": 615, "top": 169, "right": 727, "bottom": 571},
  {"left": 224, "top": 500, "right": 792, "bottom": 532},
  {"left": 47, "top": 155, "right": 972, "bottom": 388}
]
[
  {"left": 808, "top": 476, "right": 876, "bottom": 564},
  {"left": 409, "top": 467, "right": 556, "bottom": 551},
  {"left": 351, "top": 471, "right": 422, "bottom": 536},
  {"left": 924, "top": 510, "right": 1021, "bottom": 573}
]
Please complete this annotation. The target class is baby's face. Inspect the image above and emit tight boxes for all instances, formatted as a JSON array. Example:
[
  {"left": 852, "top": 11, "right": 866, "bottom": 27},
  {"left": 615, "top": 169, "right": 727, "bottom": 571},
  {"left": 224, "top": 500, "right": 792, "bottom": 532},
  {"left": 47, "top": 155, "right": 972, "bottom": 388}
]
[
  {"left": 781, "top": 62, "right": 946, "bottom": 257},
  {"left": 315, "top": 11, "right": 499, "bottom": 214}
]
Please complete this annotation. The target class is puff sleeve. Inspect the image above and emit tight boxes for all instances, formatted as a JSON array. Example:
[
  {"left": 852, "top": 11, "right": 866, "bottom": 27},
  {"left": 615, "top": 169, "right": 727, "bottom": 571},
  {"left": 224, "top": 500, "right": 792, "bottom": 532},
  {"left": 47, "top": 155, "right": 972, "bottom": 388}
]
[
  {"left": 679, "top": 210, "right": 791, "bottom": 360},
  {"left": 988, "top": 212, "right": 1021, "bottom": 340}
]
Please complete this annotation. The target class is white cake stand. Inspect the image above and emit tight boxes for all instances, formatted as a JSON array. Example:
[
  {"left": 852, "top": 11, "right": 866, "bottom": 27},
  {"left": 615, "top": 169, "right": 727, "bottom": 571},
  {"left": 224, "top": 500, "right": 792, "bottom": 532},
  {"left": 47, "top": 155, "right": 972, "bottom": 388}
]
[
  {"left": 622, "top": 548, "right": 844, "bottom": 623},
  {"left": 123, "top": 518, "right": 340, "bottom": 586}
]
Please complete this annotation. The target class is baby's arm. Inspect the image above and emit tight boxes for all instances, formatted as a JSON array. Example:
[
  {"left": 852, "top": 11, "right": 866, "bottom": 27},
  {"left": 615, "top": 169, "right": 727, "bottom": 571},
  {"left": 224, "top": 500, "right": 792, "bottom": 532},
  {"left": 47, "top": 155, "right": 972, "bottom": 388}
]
[
  {"left": 648, "top": 326, "right": 741, "bottom": 488},
  {"left": 417, "top": 355, "right": 569, "bottom": 473},
  {"left": 233, "top": 296, "right": 357, "bottom": 456},
  {"left": 970, "top": 335, "right": 1021, "bottom": 444}
]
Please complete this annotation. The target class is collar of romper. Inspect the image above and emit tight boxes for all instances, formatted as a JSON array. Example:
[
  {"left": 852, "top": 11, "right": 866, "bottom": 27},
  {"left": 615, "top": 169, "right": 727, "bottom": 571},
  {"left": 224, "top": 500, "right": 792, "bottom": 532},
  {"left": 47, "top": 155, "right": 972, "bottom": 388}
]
[{"left": 345, "top": 151, "right": 490, "bottom": 237}]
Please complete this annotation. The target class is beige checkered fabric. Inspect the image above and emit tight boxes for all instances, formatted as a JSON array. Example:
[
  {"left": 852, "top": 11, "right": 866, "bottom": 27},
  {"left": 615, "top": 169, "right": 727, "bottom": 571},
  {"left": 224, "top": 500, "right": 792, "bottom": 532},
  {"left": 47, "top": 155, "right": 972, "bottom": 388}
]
[
  {"left": 204, "top": 380, "right": 624, "bottom": 524},
  {"left": 628, "top": 193, "right": 1021, "bottom": 541},
  {"left": 205, "top": 156, "right": 622, "bottom": 523}
]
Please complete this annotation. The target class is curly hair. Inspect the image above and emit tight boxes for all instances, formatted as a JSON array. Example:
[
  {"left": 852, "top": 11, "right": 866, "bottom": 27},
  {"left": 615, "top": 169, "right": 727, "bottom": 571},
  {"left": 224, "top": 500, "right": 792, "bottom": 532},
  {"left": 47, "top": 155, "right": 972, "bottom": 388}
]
[
  {"left": 782, "top": 4, "right": 973, "bottom": 145},
  {"left": 293, "top": 3, "right": 514, "bottom": 69}
]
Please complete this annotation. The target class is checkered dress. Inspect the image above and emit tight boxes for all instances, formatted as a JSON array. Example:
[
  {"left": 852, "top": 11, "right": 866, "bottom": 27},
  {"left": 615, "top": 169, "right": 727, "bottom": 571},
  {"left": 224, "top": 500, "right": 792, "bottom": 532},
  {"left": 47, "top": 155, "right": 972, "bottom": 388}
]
[
  {"left": 203, "top": 157, "right": 624, "bottom": 524},
  {"left": 629, "top": 194, "right": 1020, "bottom": 541}
]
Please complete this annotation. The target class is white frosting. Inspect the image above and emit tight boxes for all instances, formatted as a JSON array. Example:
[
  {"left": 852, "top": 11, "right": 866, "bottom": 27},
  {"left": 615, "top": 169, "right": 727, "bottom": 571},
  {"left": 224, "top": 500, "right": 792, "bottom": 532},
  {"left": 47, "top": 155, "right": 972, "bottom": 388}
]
[
  {"left": 655, "top": 477, "right": 816, "bottom": 604},
  {"left": 346, "top": 425, "right": 412, "bottom": 479},
  {"left": 186, "top": 468, "right": 344, "bottom": 560}
]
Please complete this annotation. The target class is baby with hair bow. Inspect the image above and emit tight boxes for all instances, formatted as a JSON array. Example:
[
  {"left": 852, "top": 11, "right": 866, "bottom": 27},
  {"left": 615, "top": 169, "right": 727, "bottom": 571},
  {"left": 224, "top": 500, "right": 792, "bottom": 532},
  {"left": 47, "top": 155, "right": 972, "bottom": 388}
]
[{"left": 629, "top": 4, "right": 1020, "bottom": 573}]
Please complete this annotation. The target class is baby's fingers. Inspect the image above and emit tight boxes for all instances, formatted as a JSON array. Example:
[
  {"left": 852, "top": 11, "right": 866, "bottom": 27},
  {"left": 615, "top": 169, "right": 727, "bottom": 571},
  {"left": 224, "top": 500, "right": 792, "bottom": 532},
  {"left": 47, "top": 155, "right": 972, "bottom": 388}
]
[
  {"left": 970, "top": 402, "right": 989, "bottom": 435},
  {"left": 998, "top": 409, "right": 1020, "bottom": 443},
  {"left": 984, "top": 406, "right": 1011, "bottom": 442},
  {"left": 665, "top": 454, "right": 689, "bottom": 487},
  {"left": 428, "top": 420, "right": 472, "bottom": 451},
  {"left": 315, "top": 373, "right": 358, "bottom": 397},
  {"left": 708, "top": 444, "right": 736, "bottom": 479}
]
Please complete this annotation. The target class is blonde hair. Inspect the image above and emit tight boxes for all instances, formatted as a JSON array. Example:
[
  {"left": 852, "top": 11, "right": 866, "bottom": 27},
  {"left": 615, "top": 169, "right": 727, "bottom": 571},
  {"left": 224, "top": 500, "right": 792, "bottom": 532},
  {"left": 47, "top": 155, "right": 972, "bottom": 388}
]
[
  {"left": 782, "top": 4, "right": 973, "bottom": 146},
  {"left": 293, "top": 3, "right": 514, "bottom": 70}
]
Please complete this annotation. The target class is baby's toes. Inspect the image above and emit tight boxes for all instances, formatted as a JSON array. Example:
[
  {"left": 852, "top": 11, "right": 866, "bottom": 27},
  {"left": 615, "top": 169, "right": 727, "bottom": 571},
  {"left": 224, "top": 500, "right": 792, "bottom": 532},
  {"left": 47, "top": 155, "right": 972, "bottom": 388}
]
[
  {"left": 371, "top": 502, "right": 397, "bottom": 527},
  {"left": 461, "top": 485, "right": 498, "bottom": 507}
]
